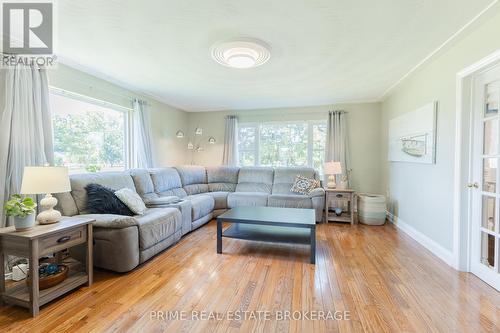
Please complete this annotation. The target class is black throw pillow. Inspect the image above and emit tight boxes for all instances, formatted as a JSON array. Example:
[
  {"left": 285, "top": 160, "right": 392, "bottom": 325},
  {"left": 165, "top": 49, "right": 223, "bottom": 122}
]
[{"left": 85, "top": 183, "right": 135, "bottom": 216}]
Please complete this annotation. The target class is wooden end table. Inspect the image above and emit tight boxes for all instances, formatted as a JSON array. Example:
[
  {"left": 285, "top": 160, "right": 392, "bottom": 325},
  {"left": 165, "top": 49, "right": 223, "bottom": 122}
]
[
  {"left": 0, "top": 217, "right": 94, "bottom": 316},
  {"left": 324, "top": 189, "right": 356, "bottom": 225}
]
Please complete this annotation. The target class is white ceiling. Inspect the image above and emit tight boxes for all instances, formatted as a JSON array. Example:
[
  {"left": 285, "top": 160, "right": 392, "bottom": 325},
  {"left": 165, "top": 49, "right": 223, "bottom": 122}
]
[{"left": 57, "top": 0, "right": 495, "bottom": 111}]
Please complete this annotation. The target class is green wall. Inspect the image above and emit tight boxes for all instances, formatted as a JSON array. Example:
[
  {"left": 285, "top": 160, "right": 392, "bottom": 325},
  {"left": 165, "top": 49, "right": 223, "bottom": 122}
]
[
  {"left": 381, "top": 5, "right": 500, "bottom": 252},
  {"left": 188, "top": 102, "right": 383, "bottom": 194}
]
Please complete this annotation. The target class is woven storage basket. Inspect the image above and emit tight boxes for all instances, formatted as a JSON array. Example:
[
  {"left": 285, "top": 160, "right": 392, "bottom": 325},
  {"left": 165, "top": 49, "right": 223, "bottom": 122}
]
[{"left": 357, "top": 194, "right": 386, "bottom": 225}]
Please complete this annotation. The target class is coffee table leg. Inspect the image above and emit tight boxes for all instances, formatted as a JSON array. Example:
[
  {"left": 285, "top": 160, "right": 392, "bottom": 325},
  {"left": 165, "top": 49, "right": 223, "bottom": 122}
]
[
  {"left": 310, "top": 225, "right": 316, "bottom": 264},
  {"left": 217, "top": 219, "right": 222, "bottom": 254}
]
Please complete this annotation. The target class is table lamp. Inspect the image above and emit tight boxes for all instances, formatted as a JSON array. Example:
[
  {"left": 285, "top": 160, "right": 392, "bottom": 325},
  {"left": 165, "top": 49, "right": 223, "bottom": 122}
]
[
  {"left": 20, "top": 166, "right": 71, "bottom": 224},
  {"left": 323, "top": 161, "right": 342, "bottom": 188}
]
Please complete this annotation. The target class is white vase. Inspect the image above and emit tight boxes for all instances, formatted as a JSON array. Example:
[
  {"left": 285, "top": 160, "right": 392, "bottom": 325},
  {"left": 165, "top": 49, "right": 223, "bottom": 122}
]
[{"left": 13, "top": 214, "right": 35, "bottom": 231}]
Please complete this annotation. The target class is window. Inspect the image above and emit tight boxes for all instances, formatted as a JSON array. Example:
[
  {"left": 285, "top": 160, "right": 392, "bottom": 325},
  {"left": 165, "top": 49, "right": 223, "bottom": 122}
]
[
  {"left": 50, "top": 90, "right": 130, "bottom": 174},
  {"left": 238, "top": 121, "right": 327, "bottom": 173},
  {"left": 238, "top": 125, "right": 257, "bottom": 167}
]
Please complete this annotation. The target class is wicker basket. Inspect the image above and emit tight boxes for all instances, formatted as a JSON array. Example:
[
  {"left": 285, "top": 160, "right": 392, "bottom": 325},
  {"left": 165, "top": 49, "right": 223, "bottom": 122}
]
[{"left": 357, "top": 194, "right": 386, "bottom": 225}]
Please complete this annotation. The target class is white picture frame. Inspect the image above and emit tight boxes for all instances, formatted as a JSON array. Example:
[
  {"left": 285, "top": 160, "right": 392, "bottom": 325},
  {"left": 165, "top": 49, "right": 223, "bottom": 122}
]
[{"left": 388, "top": 101, "right": 437, "bottom": 164}]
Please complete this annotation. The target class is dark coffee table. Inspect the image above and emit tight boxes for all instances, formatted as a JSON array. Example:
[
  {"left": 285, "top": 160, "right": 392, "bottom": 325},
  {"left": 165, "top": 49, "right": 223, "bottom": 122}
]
[{"left": 216, "top": 206, "right": 316, "bottom": 264}]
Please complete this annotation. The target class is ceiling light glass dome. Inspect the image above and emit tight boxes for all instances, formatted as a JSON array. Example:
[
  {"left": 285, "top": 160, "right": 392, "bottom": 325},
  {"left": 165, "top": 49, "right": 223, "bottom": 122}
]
[{"left": 211, "top": 38, "right": 271, "bottom": 69}]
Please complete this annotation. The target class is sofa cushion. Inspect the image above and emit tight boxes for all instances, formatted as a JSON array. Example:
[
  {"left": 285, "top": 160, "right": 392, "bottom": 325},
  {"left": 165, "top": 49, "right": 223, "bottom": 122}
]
[
  {"left": 268, "top": 194, "right": 313, "bottom": 209},
  {"left": 207, "top": 166, "right": 239, "bottom": 192},
  {"left": 235, "top": 167, "right": 274, "bottom": 193},
  {"left": 135, "top": 208, "right": 181, "bottom": 250},
  {"left": 129, "top": 169, "right": 157, "bottom": 201},
  {"left": 70, "top": 172, "right": 136, "bottom": 214},
  {"left": 54, "top": 192, "right": 79, "bottom": 216},
  {"left": 115, "top": 188, "right": 147, "bottom": 215},
  {"left": 272, "top": 167, "right": 319, "bottom": 195},
  {"left": 175, "top": 166, "right": 208, "bottom": 195},
  {"left": 227, "top": 192, "right": 269, "bottom": 208},
  {"left": 149, "top": 168, "right": 187, "bottom": 198},
  {"left": 206, "top": 191, "right": 230, "bottom": 210},
  {"left": 185, "top": 194, "right": 215, "bottom": 220},
  {"left": 184, "top": 183, "right": 209, "bottom": 196}
]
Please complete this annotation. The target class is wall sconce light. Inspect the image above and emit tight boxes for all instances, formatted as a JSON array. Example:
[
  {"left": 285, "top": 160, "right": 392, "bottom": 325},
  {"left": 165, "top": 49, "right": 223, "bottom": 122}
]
[{"left": 178, "top": 128, "right": 212, "bottom": 156}]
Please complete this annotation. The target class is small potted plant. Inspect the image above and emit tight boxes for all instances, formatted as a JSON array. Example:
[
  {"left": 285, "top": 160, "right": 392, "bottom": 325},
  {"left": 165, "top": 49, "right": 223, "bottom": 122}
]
[{"left": 4, "top": 194, "right": 37, "bottom": 231}]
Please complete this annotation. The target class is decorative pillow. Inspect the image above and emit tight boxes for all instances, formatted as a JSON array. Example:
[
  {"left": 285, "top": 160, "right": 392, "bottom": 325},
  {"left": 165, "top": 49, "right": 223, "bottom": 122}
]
[
  {"left": 85, "top": 184, "right": 134, "bottom": 216},
  {"left": 290, "top": 175, "right": 320, "bottom": 195},
  {"left": 114, "top": 188, "right": 147, "bottom": 215}
]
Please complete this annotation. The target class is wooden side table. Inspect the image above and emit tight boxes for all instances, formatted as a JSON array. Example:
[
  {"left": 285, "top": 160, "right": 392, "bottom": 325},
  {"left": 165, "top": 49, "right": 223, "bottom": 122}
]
[
  {"left": 0, "top": 217, "right": 94, "bottom": 316},
  {"left": 324, "top": 189, "right": 356, "bottom": 225}
]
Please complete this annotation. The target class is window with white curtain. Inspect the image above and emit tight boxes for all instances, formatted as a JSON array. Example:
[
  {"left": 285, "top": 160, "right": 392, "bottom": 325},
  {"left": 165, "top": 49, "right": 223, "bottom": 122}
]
[
  {"left": 49, "top": 89, "right": 132, "bottom": 174},
  {"left": 238, "top": 121, "right": 327, "bottom": 173}
]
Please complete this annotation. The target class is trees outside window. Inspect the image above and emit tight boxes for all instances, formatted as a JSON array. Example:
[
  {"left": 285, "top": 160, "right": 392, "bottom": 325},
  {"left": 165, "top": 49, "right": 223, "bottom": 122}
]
[
  {"left": 50, "top": 92, "right": 128, "bottom": 174},
  {"left": 238, "top": 121, "right": 326, "bottom": 173}
]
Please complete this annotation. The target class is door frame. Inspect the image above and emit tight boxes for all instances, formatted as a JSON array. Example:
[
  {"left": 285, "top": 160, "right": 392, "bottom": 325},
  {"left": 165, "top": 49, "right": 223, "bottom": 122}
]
[{"left": 454, "top": 49, "right": 500, "bottom": 271}]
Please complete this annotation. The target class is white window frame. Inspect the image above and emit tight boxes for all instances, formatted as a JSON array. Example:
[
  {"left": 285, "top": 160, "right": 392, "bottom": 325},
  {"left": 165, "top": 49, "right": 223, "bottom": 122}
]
[
  {"left": 238, "top": 120, "right": 327, "bottom": 169},
  {"left": 49, "top": 87, "right": 133, "bottom": 170}
]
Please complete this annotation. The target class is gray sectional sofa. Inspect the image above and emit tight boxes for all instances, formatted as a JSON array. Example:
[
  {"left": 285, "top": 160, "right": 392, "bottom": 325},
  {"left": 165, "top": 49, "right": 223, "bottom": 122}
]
[{"left": 55, "top": 166, "right": 324, "bottom": 272}]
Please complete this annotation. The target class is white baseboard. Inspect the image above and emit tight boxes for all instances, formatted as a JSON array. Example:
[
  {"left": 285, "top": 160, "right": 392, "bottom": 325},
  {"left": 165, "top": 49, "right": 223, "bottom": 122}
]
[{"left": 386, "top": 212, "right": 455, "bottom": 267}]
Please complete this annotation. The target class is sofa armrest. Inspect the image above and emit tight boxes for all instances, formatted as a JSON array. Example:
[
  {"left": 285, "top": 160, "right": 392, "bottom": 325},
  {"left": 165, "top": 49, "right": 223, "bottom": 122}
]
[
  {"left": 76, "top": 214, "right": 137, "bottom": 229},
  {"left": 144, "top": 196, "right": 181, "bottom": 208},
  {"left": 308, "top": 187, "right": 325, "bottom": 198}
]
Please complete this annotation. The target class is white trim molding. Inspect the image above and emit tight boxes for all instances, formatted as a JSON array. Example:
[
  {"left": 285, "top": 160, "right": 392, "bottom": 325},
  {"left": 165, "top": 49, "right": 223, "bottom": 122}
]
[{"left": 387, "top": 212, "right": 455, "bottom": 266}]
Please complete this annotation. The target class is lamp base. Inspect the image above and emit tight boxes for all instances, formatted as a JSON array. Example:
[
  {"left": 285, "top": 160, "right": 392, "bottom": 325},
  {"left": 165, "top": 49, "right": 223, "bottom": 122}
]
[
  {"left": 37, "top": 194, "right": 62, "bottom": 224},
  {"left": 326, "top": 175, "right": 337, "bottom": 189}
]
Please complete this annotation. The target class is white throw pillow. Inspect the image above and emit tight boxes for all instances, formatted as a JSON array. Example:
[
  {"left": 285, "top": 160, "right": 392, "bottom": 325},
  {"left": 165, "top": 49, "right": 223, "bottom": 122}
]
[{"left": 114, "top": 188, "right": 146, "bottom": 215}]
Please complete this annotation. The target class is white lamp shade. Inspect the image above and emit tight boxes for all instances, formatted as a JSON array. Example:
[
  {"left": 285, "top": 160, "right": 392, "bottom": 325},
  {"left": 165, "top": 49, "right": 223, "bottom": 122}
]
[
  {"left": 324, "top": 161, "right": 342, "bottom": 175},
  {"left": 20, "top": 166, "right": 71, "bottom": 194}
]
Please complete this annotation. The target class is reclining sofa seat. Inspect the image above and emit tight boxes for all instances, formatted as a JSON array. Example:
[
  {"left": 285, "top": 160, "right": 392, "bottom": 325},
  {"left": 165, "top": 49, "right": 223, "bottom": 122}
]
[
  {"left": 269, "top": 167, "right": 325, "bottom": 222},
  {"left": 129, "top": 168, "right": 191, "bottom": 235},
  {"left": 227, "top": 167, "right": 274, "bottom": 208},
  {"left": 173, "top": 166, "right": 215, "bottom": 230},
  {"left": 206, "top": 166, "right": 240, "bottom": 216}
]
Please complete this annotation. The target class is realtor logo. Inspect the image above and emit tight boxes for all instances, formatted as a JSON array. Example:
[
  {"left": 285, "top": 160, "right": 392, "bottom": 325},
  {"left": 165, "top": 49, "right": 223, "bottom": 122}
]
[{"left": 2, "top": 2, "right": 53, "bottom": 54}]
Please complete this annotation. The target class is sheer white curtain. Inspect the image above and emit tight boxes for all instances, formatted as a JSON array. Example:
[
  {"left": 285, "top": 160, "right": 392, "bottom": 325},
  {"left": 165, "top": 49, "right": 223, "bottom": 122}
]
[
  {"left": 133, "top": 99, "right": 154, "bottom": 168},
  {"left": 222, "top": 115, "right": 238, "bottom": 166},
  {"left": 0, "top": 63, "right": 53, "bottom": 227},
  {"left": 326, "top": 110, "right": 350, "bottom": 185}
]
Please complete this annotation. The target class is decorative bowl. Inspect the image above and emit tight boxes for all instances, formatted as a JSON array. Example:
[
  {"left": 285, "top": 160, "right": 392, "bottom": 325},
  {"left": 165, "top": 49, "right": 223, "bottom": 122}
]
[{"left": 27, "top": 264, "right": 69, "bottom": 290}]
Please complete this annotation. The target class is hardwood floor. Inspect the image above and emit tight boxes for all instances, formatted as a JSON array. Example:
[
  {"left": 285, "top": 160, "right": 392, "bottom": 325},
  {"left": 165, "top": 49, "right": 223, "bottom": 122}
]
[{"left": 0, "top": 220, "right": 498, "bottom": 332}]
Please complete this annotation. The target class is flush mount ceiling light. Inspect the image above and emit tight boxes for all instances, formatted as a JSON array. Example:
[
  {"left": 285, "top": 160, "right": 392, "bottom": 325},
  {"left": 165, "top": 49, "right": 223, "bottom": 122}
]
[{"left": 211, "top": 38, "right": 271, "bottom": 69}]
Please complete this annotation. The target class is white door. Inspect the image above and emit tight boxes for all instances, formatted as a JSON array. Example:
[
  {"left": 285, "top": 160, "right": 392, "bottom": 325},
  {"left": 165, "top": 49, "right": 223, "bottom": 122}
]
[{"left": 470, "top": 64, "right": 500, "bottom": 291}]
